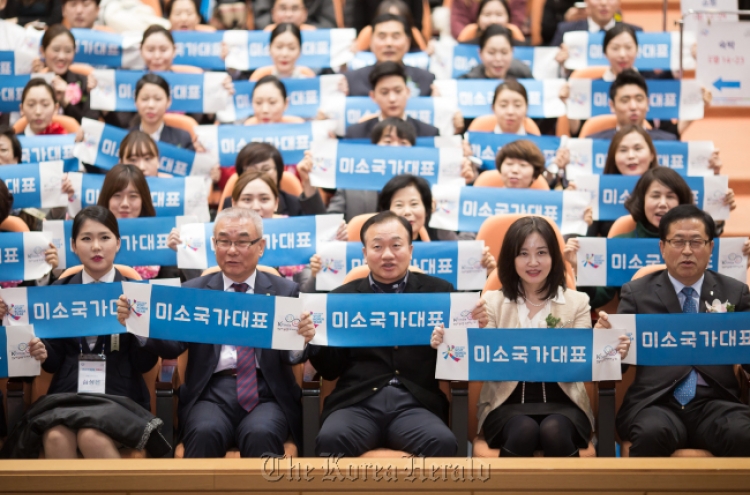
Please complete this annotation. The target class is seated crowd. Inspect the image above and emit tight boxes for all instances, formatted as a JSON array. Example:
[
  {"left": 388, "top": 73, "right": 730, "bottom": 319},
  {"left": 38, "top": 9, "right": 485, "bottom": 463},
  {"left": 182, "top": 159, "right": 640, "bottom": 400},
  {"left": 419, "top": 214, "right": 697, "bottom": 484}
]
[{"left": 0, "top": 0, "right": 748, "bottom": 462}]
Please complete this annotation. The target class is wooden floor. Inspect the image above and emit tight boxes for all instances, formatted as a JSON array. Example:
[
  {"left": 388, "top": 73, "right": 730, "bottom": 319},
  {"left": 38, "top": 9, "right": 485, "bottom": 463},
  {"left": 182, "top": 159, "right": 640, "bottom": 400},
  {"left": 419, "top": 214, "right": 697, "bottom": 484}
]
[{"left": 1, "top": 457, "right": 750, "bottom": 494}]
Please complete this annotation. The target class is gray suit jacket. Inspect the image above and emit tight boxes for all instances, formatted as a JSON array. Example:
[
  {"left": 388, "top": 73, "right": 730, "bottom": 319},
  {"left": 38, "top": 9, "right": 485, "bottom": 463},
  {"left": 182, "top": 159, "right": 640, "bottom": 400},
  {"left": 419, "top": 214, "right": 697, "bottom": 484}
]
[
  {"left": 326, "top": 188, "right": 379, "bottom": 222},
  {"left": 253, "top": 0, "right": 336, "bottom": 29}
]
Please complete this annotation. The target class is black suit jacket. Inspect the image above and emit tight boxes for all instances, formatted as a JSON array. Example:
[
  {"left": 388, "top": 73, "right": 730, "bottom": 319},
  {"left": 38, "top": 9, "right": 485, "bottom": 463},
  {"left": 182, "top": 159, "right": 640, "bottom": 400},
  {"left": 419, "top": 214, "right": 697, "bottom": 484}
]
[
  {"left": 42, "top": 269, "right": 158, "bottom": 411},
  {"left": 345, "top": 64, "right": 435, "bottom": 97},
  {"left": 128, "top": 124, "right": 195, "bottom": 151},
  {"left": 344, "top": 116, "right": 440, "bottom": 139},
  {"left": 142, "top": 270, "right": 305, "bottom": 448},
  {"left": 309, "top": 272, "right": 455, "bottom": 424},
  {"left": 551, "top": 20, "right": 643, "bottom": 47},
  {"left": 616, "top": 269, "right": 750, "bottom": 435},
  {"left": 588, "top": 127, "right": 677, "bottom": 141}
]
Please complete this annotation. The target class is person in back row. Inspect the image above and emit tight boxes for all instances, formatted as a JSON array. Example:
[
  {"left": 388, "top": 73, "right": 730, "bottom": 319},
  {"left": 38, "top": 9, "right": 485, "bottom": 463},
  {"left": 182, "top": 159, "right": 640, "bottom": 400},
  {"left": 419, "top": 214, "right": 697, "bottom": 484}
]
[
  {"left": 343, "top": 61, "right": 440, "bottom": 139},
  {"left": 344, "top": 14, "right": 434, "bottom": 97},
  {"left": 550, "top": 0, "right": 641, "bottom": 47}
]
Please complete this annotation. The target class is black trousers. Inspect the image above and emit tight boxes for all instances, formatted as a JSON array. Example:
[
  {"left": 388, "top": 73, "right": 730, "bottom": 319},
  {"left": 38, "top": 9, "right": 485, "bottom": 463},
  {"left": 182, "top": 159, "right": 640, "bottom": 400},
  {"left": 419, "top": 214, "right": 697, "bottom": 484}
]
[
  {"left": 626, "top": 386, "right": 750, "bottom": 457},
  {"left": 316, "top": 385, "right": 457, "bottom": 457},
  {"left": 182, "top": 372, "right": 290, "bottom": 458}
]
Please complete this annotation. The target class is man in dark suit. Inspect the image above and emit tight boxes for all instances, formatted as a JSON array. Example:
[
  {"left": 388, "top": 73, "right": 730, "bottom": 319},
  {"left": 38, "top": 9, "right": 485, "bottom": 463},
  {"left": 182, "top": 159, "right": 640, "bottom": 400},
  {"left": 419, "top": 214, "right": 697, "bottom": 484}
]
[
  {"left": 117, "top": 207, "right": 315, "bottom": 457},
  {"left": 550, "top": 0, "right": 642, "bottom": 47},
  {"left": 310, "top": 211, "right": 488, "bottom": 457},
  {"left": 587, "top": 70, "right": 678, "bottom": 141},
  {"left": 344, "top": 61, "right": 440, "bottom": 140},
  {"left": 345, "top": 13, "right": 434, "bottom": 97},
  {"left": 597, "top": 205, "right": 750, "bottom": 457}
]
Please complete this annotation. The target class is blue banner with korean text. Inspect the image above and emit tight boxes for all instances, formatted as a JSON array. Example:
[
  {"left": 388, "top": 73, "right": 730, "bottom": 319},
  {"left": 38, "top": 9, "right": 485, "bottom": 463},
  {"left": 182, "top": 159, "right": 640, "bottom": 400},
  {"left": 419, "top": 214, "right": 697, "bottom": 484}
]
[
  {"left": 66, "top": 173, "right": 211, "bottom": 222},
  {"left": 566, "top": 78, "right": 704, "bottom": 120},
  {"left": 0, "top": 162, "right": 70, "bottom": 209},
  {"left": 467, "top": 132, "right": 561, "bottom": 171},
  {"left": 348, "top": 50, "right": 430, "bottom": 71},
  {"left": 562, "top": 31, "right": 691, "bottom": 71},
  {"left": 195, "top": 121, "right": 335, "bottom": 167},
  {"left": 89, "top": 70, "right": 230, "bottom": 113},
  {"left": 308, "top": 141, "right": 465, "bottom": 190},
  {"left": 0, "top": 75, "right": 33, "bottom": 112},
  {"left": 0, "top": 231, "right": 54, "bottom": 282},
  {"left": 314, "top": 241, "right": 488, "bottom": 291},
  {"left": 176, "top": 214, "right": 343, "bottom": 270},
  {"left": 172, "top": 30, "right": 226, "bottom": 70},
  {"left": 75, "top": 119, "right": 214, "bottom": 177},
  {"left": 436, "top": 327, "right": 624, "bottom": 381},
  {"left": 429, "top": 185, "right": 590, "bottom": 235},
  {"left": 121, "top": 282, "right": 306, "bottom": 350},
  {"left": 70, "top": 28, "right": 142, "bottom": 69},
  {"left": 42, "top": 217, "right": 194, "bottom": 270},
  {"left": 18, "top": 134, "right": 78, "bottom": 171},
  {"left": 573, "top": 174, "right": 729, "bottom": 222},
  {"left": 302, "top": 292, "right": 481, "bottom": 347},
  {"left": 0, "top": 50, "right": 15, "bottom": 75},
  {"left": 444, "top": 44, "right": 561, "bottom": 80},
  {"left": 576, "top": 237, "right": 748, "bottom": 287}
]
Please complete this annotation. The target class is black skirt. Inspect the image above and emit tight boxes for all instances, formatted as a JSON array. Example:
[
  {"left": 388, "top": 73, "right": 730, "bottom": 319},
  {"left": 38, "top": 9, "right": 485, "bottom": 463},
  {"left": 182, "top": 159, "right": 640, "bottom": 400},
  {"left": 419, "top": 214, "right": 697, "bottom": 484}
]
[
  {"left": 0, "top": 393, "right": 171, "bottom": 458},
  {"left": 482, "top": 382, "right": 591, "bottom": 449}
]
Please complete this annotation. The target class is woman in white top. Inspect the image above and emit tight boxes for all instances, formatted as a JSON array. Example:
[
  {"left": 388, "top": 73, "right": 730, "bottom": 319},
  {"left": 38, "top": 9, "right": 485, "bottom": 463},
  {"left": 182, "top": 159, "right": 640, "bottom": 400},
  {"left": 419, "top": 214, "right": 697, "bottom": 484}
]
[{"left": 432, "top": 216, "right": 629, "bottom": 456}]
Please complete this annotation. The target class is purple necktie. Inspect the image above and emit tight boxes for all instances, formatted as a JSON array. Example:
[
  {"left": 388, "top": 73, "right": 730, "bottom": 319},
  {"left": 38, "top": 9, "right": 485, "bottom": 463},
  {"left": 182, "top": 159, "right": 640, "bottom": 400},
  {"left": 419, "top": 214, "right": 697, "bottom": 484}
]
[{"left": 231, "top": 283, "right": 259, "bottom": 413}]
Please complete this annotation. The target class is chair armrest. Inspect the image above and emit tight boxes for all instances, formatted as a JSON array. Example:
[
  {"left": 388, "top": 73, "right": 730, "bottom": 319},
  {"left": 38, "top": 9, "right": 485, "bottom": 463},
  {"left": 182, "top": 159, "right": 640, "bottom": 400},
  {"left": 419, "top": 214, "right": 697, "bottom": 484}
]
[
  {"left": 155, "top": 361, "right": 177, "bottom": 458},
  {"left": 597, "top": 381, "right": 616, "bottom": 457},
  {"left": 6, "top": 378, "right": 25, "bottom": 434},
  {"left": 450, "top": 381, "right": 469, "bottom": 457},
  {"left": 301, "top": 377, "right": 320, "bottom": 457}
]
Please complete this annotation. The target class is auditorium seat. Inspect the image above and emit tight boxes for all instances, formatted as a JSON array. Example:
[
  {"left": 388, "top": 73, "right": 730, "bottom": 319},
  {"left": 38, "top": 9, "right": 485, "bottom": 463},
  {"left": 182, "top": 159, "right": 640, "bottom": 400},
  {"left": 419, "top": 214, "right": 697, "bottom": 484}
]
[
  {"left": 469, "top": 381, "right": 598, "bottom": 457},
  {"left": 58, "top": 264, "right": 143, "bottom": 281},
  {"left": 570, "top": 66, "right": 608, "bottom": 79},
  {"left": 12, "top": 115, "right": 81, "bottom": 135},
  {"left": 476, "top": 214, "right": 575, "bottom": 284},
  {"left": 217, "top": 171, "right": 305, "bottom": 212},
  {"left": 468, "top": 115, "right": 542, "bottom": 135},
  {"left": 163, "top": 114, "right": 199, "bottom": 140},
  {"left": 354, "top": 25, "right": 429, "bottom": 52},
  {"left": 68, "top": 63, "right": 95, "bottom": 77},
  {"left": 346, "top": 213, "right": 431, "bottom": 242},
  {"left": 0, "top": 216, "right": 30, "bottom": 233},
  {"left": 332, "top": 0, "right": 344, "bottom": 27},
  {"left": 579, "top": 115, "right": 651, "bottom": 138},
  {"left": 456, "top": 22, "right": 526, "bottom": 43},
  {"left": 141, "top": 0, "right": 162, "bottom": 16},
  {"left": 249, "top": 65, "right": 316, "bottom": 81},
  {"left": 529, "top": 0, "right": 544, "bottom": 45},
  {"left": 607, "top": 215, "right": 637, "bottom": 238},
  {"left": 243, "top": 115, "right": 306, "bottom": 125},
  {"left": 473, "top": 169, "right": 550, "bottom": 190}
]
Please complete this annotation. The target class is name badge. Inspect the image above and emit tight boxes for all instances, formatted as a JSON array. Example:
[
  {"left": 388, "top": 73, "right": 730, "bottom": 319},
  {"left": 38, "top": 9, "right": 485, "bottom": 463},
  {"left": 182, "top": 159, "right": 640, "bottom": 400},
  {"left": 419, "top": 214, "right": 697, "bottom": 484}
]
[{"left": 78, "top": 354, "right": 106, "bottom": 394}]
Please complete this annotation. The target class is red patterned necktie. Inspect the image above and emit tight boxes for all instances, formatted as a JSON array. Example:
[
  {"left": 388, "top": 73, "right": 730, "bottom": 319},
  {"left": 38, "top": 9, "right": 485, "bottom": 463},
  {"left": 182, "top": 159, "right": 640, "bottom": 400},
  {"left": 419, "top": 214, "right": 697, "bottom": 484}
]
[{"left": 231, "top": 282, "right": 258, "bottom": 413}]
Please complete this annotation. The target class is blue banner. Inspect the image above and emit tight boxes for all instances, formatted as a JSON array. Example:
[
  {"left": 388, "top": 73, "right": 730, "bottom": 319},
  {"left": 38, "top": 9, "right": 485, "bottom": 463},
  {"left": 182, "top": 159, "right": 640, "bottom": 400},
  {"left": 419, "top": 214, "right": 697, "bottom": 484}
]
[
  {"left": 576, "top": 237, "right": 746, "bottom": 287},
  {"left": 176, "top": 214, "right": 343, "bottom": 269},
  {"left": 70, "top": 28, "right": 136, "bottom": 68},
  {"left": 564, "top": 31, "right": 680, "bottom": 71},
  {"left": 197, "top": 122, "right": 330, "bottom": 167},
  {"left": 429, "top": 185, "right": 590, "bottom": 235},
  {"left": 0, "top": 162, "right": 70, "bottom": 209},
  {"left": 173, "top": 30, "right": 226, "bottom": 70},
  {"left": 467, "top": 132, "right": 561, "bottom": 171},
  {"left": 18, "top": 135, "right": 77, "bottom": 171},
  {"left": 332, "top": 96, "right": 452, "bottom": 134},
  {"left": 0, "top": 75, "right": 32, "bottom": 112},
  {"left": 0, "top": 231, "right": 55, "bottom": 282},
  {"left": 348, "top": 50, "right": 430, "bottom": 71},
  {"left": 76, "top": 119, "right": 213, "bottom": 177},
  {"left": 43, "top": 217, "right": 189, "bottom": 270},
  {"left": 90, "top": 70, "right": 229, "bottom": 113},
  {"left": 0, "top": 50, "right": 15, "bottom": 75},
  {"left": 68, "top": 173, "right": 210, "bottom": 221},
  {"left": 303, "top": 292, "right": 480, "bottom": 347},
  {"left": 121, "top": 282, "right": 305, "bottom": 350},
  {"left": 308, "top": 141, "right": 464, "bottom": 190}
]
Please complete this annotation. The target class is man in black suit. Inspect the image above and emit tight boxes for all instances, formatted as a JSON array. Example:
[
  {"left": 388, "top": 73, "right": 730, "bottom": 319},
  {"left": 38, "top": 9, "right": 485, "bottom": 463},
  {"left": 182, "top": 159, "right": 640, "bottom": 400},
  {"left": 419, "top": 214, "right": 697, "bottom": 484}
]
[
  {"left": 550, "top": 0, "right": 642, "bottom": 47},
  {"left": 117, "top": 207, "right": 315, "bottom": 457},
  {"left": 597, "top": 205, "right": 750, "bottom": 457},
  {"left": 586, "top": 70, "right": 678, "bottom": 141},
  {"left": 344, "top": 13, "right": 434, "bottom": 97},
  {"left": 344, "top": 61, "right": 440, "bottom": 140},
  {"left": 310, "top": 211, "right": 488, "bottom": 457}
]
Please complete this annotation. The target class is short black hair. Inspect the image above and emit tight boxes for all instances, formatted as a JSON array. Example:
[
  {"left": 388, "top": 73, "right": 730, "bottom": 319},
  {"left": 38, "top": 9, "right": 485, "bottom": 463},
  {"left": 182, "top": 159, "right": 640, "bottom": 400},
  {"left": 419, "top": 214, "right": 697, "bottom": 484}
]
[
  {"left": 41, "top": 24, "right": 75, "bottom": 51},
  {"left": 165, "top": 0, "right": 200, "bottom": 19},
  {"left": 141, "top": 24, "right": 174, "bottom": 47},
  {"left": 235, "top": 142, "right": 284, "bottom": 186},
  {"left": 603, "top": 24, "right": 638, "bottom": 54},
  {"left": 22, "top": 78, "right": 57, "bottom": 105},
  {"left": 624, "top": 167, "right": 693, "bottom": 229},
  {"left": 0, "top": 126, "right": 22, "bottom": 161},
  {"left": 658, "top": 204, "right": 716, "bottom": 242},
  {"left": 368, "top": 60, "right": 407, "bottom": 88},
  {"left": 479, "top": 24, "right": 513, "bottom": 51},
  {"left": 378, "top": 174, "right": 433, "bottom": 227},
  {"left": 371, "top": 13, "right": 411, "bottom": 38},
  {"left": 0, "top": 180, "right": 12, "bottom": 226},
  {"left": 252, "top": 75, "right": 287, "bottom": 100},
  {"left": 72, "top": 205, "right": 120, "bottom": 241},
  {"left": 270, "top": 22, "right": 302, "bottom": 45},
  {"left": 360, "top": 210, "right": 413, "bottom": 245},
  {"left": 498, "top": 216, "right": 566, "bottom": 301},
  {"left": 609, "top": 68, "right": 648, "bottom": 102},
  {"left": 370, "top": 117, "right": 416, "bottom": 145},
  {"left": 492, "top": 78, "right": 528, "bottom": 105},
  {"left": 135, "top": 73, "right": 170, "bottom": 100}
]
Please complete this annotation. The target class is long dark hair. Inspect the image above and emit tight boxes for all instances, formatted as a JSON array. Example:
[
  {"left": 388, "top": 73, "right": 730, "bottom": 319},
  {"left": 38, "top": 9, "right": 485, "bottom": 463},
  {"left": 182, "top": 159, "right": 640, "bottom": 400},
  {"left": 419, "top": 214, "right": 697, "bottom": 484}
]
[
  {"left": 97, "top": 164, "right": 156, "bottom": 218},
  {"left": 603, "top": 125, "right": 658, "bottom": 175},
  {"left": 624, "top": 167, "right": 693, "bottom": 230},
  {"left": 498, "top": 216, "right": 566, "bottom": 301},
  {"left": 378, "top": 174, "right": 433, "bottom": 227}
]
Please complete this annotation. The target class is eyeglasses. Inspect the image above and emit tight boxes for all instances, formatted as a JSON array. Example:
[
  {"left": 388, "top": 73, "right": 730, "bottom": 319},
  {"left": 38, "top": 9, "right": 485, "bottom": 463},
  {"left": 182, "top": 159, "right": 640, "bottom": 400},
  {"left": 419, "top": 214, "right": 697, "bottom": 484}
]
[
  {"left": 214, "top": 237, "right": 263, "bottom": 250},
  {"left": 665, "top": 238, "right": 710, "bottom": 250}
]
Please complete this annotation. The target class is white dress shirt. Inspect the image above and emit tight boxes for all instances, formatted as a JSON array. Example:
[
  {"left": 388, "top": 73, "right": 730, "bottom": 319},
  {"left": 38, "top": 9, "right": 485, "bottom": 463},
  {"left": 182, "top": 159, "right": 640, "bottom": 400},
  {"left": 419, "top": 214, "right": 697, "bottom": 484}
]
[
  {"left": 214, "top": 271, "right": 259, "bottom": 373},
  {"left": 141, "top": 122, "right": 165, "bottom": 142},
  {"left": 81, "top": 267, "right": 117, "bottom": 350},
  {"left": 588, "top": 17, "right": 616, "bottom": 33}
]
